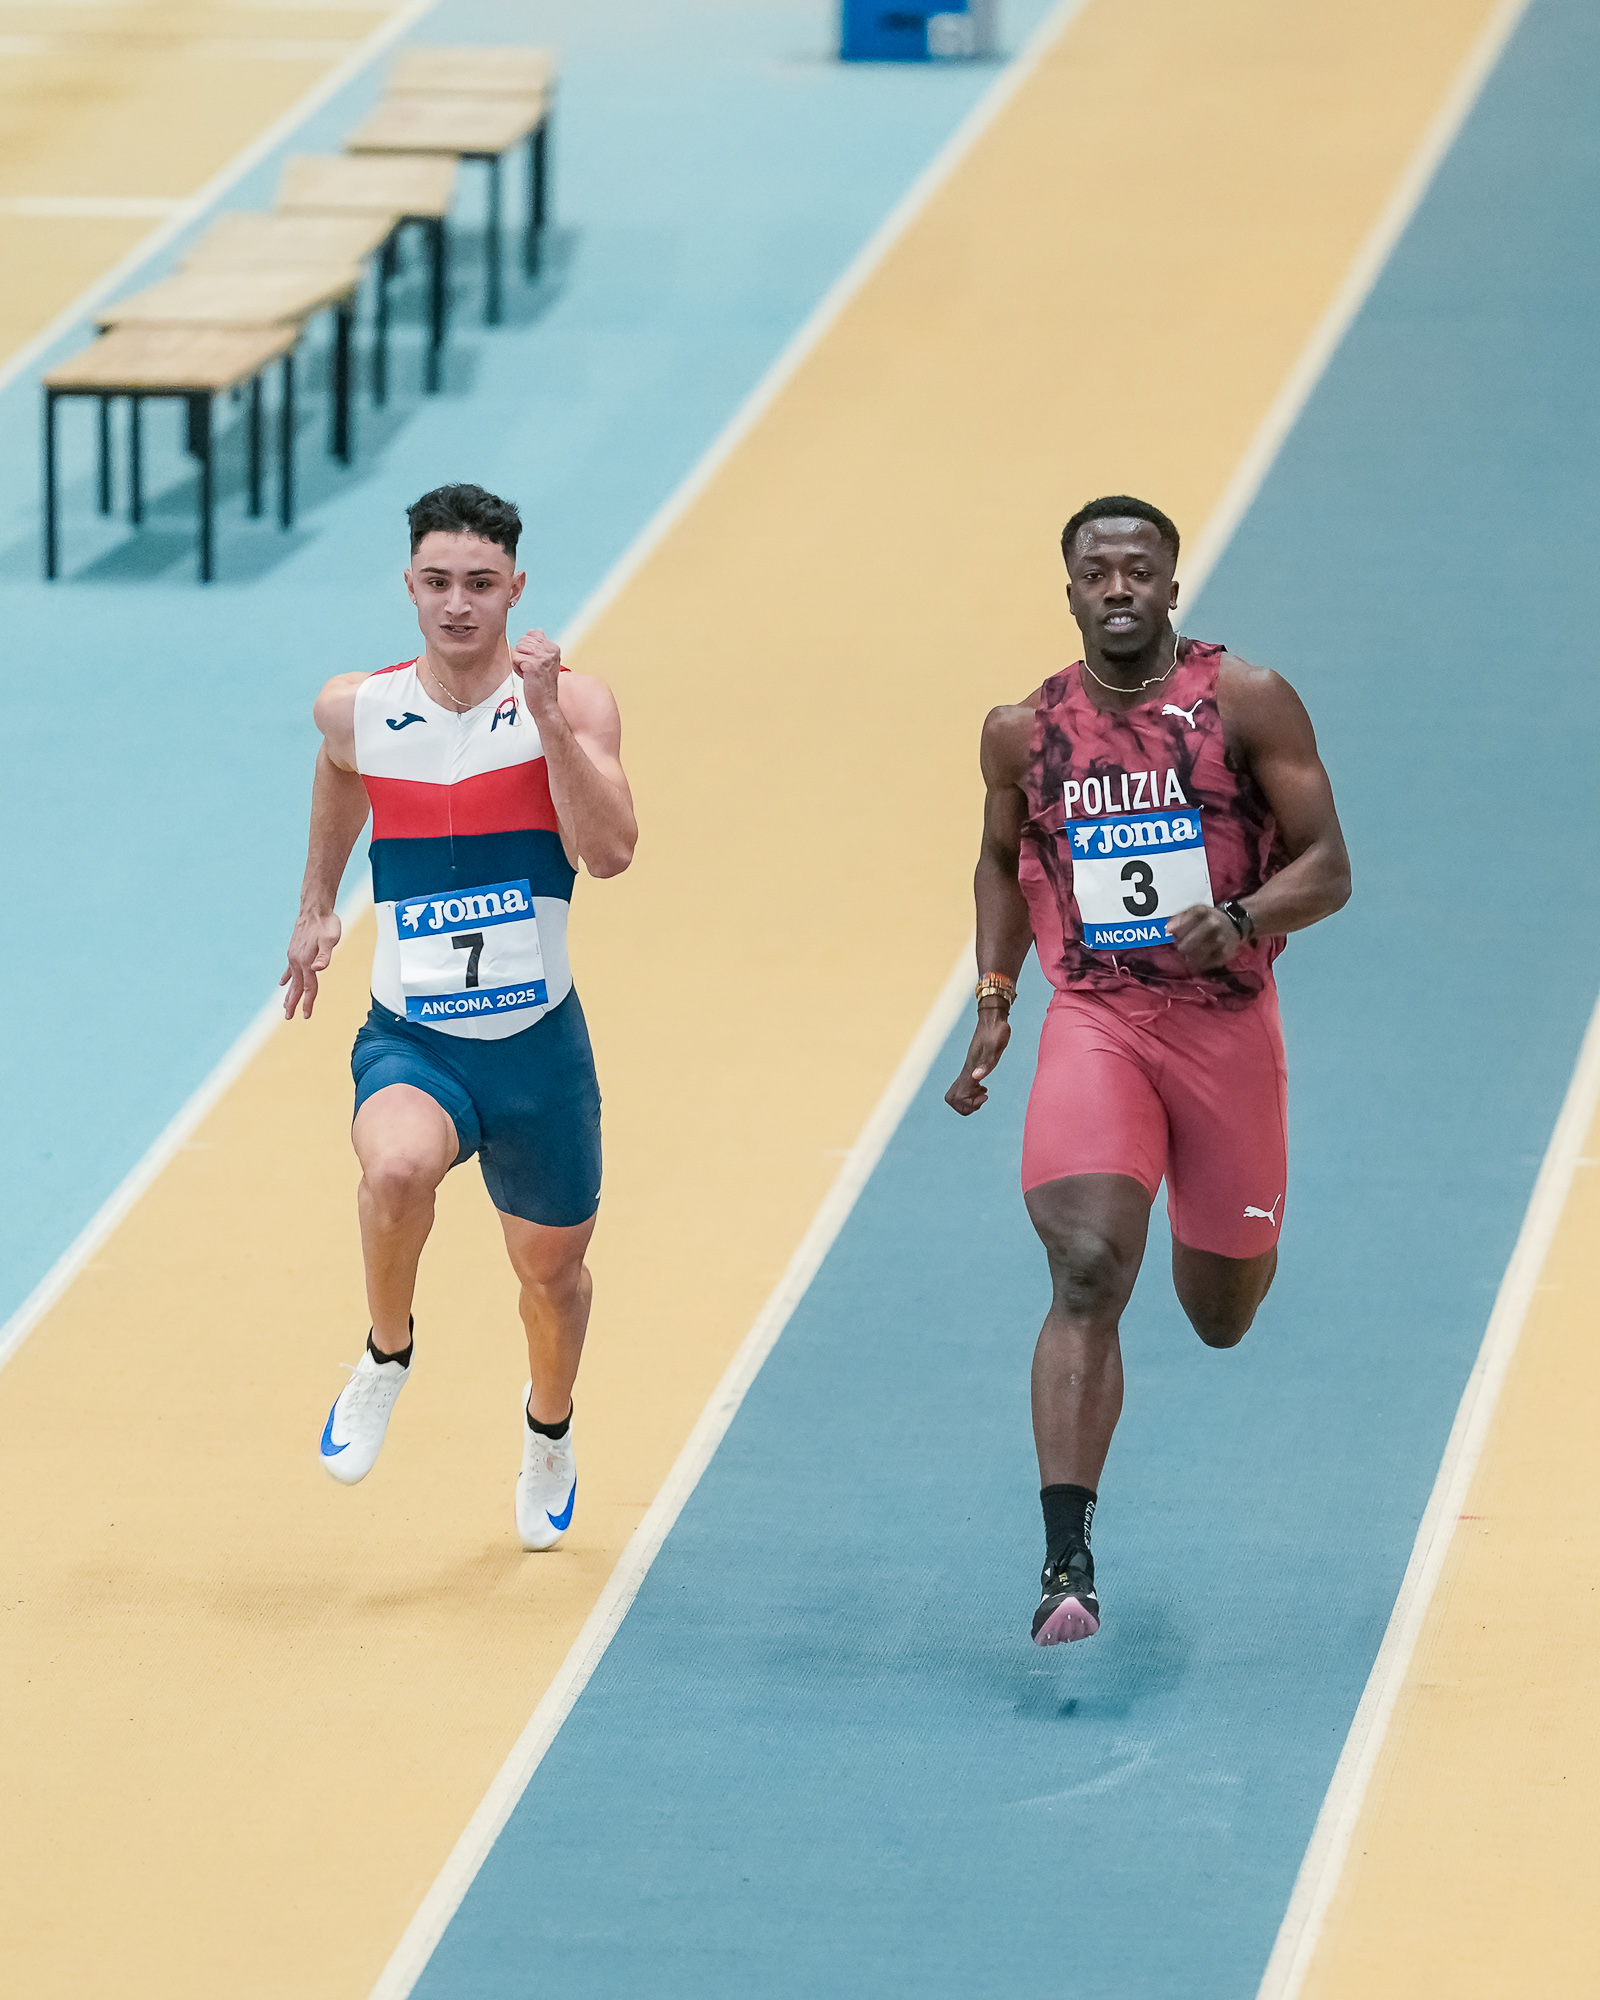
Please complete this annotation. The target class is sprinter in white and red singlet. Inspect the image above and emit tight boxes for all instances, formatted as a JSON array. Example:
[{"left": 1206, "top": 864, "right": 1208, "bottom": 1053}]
[
  {"left": 945, "top": 496, "right": 1351, "bottom": 1647},
  {"left": 280, "top": 484, "right": 637, "bottom": 1550}
]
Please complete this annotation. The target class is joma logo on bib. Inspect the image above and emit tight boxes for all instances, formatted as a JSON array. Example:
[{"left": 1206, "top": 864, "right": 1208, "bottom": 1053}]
[{"left": 397, "top": 882, "right": 531, "bottom": 934}]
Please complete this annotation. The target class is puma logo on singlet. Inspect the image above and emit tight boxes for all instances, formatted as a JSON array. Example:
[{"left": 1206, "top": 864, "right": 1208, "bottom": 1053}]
[
  {"left": 386, "top": 712, "right": 426, "bottom": 731},
  {"left": 1161, "top": 700, "right": 1204, "bottom": 729},
  {"left": 1243, "top": 1196, "right": 1282, "bottom": 1223}
]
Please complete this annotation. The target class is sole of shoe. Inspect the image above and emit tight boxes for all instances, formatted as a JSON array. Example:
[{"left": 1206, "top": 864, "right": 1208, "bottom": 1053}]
[{"left": 1033, "top": 1598, "right": 1101, "bottom": 1645}]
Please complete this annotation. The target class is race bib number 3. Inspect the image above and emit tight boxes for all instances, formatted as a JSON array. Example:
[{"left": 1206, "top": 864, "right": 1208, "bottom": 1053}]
[
  {"left": 395, "top": 878, "right": 548, "bottom": 1023},
  {"left": 1065, "top": 810, "right": 1214, "bottom": 952}
]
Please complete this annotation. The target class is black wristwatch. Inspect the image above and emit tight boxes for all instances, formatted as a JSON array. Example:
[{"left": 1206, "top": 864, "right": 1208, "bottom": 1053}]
[{"left": 1217, "top": 899, "right": 1256, "bottom": 943}]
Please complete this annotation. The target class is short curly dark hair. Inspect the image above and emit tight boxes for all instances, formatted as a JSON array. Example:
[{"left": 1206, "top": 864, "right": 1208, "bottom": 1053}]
[
  {"left": 1060, "top": 494, "right": 1179, "bottom": 568},
  {"left": 406, "top": 483, "right": 522, "bottom": 561}
]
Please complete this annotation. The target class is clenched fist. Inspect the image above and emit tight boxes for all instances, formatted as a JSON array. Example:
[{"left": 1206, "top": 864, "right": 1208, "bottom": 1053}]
[{"left": 511, "top": 628, "right": 562, "bottom": 717}]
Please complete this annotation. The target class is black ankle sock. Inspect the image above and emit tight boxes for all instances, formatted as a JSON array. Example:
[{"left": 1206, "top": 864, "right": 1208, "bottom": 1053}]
[
  {"left": 526, "top": 1400, "right": 572, "bottom": 1440},
  {"left": 1041, "top": 1483, "right": 1097, "bottom": 1562},
  {"left": 368, "top": 1317, "right": 414, "bottom": 1369}
]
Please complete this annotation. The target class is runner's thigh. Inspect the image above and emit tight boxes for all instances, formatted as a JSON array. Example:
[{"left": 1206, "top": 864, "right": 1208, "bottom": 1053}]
[
  {"left": 1160, "top": 987, "right": 1287, "bottom": 1259},
  {"left": 1022, "top": 992, "right": 1168, "bottom": 1199}
]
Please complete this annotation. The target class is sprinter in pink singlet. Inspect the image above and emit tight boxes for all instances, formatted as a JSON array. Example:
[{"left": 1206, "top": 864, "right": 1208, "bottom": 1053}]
[{"left": 944, "top": 496, "right": 1351, "bottom": 1648}]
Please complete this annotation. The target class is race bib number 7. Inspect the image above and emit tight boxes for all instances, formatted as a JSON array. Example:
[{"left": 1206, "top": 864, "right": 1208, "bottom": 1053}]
[
  {"left": 1066, "top": 809, "right": 1214, "bottom": 952},
  {"left": 395, "top": 878, "right": 548, "bottom": 1024}
]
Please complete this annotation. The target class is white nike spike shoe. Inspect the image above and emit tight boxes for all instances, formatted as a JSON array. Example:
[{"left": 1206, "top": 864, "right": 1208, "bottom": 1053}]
[
  {"left": 516, "top": 1386, "right": 576, "bottom": 1550},
  {"left": 319, "top": 1346, "right": 412, "bottom": 1485}
]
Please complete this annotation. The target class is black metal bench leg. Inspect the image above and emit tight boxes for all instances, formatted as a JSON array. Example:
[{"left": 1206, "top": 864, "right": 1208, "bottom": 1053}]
[
  {"left": 331, "top": 300, "right": 353, "bottom": 464},
  {"left": 485, "top": 153, "right": 503, "bottom": 325},
  {"left": 374, "top": 233, "right": 397, "bottom": 405},
  {"left": 130, "top": 396, "right": 143, "bottom": 525},
  {"left": 97, "top": 396, "right": 112, "bottom": 514},
  {"left": 280, "top": 349, "right": 295, "bottom": 530},
  {"left": 188, "top": 393, "right": 214, "bottom": 583},
  {"left": 427, "top": 218, "right": 447, "bottom": 392},
  {"left": 525, "top": 125, "right": 544, "bottom": 277},
  {"left": 43, "top": 389, "right": 59, "bottom": 580},
  {"left": 247, "top": 374, "right": 262, "bottom": 518}
]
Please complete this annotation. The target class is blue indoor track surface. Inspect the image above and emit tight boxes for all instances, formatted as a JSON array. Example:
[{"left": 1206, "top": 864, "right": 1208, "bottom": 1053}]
[
  {"left": 410, "top": 1, "right": 1600, "bottom": 1992},
  {"left": 0, "top": 0, "right": 1054, "bottom": 1330}
]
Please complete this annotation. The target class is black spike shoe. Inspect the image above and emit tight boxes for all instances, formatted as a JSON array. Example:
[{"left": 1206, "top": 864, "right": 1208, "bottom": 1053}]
[{"left": 1031, "top": 1541, "right": 1100, "bottom": 1645}]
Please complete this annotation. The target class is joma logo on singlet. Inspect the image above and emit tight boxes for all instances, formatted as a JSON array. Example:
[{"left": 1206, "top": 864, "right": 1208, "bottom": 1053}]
[
  {"left": 1064, "top": 771, "right": 1191, "bottom": 818},
  {"left": 398, "top": 884, "right": 531, "bottom": 933}
]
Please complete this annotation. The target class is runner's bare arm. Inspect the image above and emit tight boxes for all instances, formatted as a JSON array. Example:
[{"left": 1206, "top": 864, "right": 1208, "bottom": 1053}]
[
  {"left": 1167, "top": 655, "right": 1352, "bottom": 972},
  {"left": 280, "top": 674, "right": 371, "bottom": 1020},
  {"left": 946, "top": 704, "right": 1037, "bottom": 1117},
  {"left": 510, "top": 629, "right": 638, "bottom": 878}
]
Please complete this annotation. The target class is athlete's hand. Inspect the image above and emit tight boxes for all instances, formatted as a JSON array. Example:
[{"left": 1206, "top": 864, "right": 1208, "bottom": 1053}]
[
  {"left": 511, "top": 628, "right": 562, "bottom": 716},
  {"left": 281, "top": 907, "right": 342, "bottom": 1019},
  {"left": 1167, "top": 904, "right": 1242, "bottom": 973},
  {"left": 945, "top": 1009, "right": 1011, "bottom": 1115}
]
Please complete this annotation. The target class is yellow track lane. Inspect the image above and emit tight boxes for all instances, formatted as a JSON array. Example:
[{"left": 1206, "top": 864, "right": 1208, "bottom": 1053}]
[
  {"left": 0, "top": 3, "right": 1503, "bottom": 1993},
  {"left": 1299, "top": 1094, "right": 1600, "bottom": 1999},
  {"left": 0, "top": 1, "right": 402, "bottom": 364}
]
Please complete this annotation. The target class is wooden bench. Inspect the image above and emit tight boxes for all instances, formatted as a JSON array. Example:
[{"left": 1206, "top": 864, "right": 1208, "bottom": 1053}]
[
  {"left": 275, "top": 154, "right": 457, "bottom": 393},
  {"left": 43, "top": 324, "right": 299, "bottom": 582},
  {"left": 386, "top": 46, "right": 558, "bottom": 100},
  {"left": 344, "top": 92, "right": 549, "bottom": 324},
  {"left": 181, "top": 213, "right": 399, "bottom": 411},
  {"left": 97, "top": 263, "right": 364, "bottom": 466}
]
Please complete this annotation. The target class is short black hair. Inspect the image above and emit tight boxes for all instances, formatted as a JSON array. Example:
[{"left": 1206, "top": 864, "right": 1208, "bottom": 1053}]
[
  {"left": 1060, "top": 495, "right": 1180, "bottom": 568},
  {"left": 407, "top": 483, "right": 522, "bottom": 561}
]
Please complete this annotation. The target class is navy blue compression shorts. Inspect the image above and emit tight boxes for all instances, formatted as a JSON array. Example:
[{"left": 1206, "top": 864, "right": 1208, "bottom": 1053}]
[{"left": 351, "top": 990, "right": 602, "bottom": 1228}]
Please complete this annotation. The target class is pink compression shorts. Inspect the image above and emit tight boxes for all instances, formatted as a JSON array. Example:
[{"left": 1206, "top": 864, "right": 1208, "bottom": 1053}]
[{"left": 1020, "top": 980, "right": 1288, "bottom": 1260}]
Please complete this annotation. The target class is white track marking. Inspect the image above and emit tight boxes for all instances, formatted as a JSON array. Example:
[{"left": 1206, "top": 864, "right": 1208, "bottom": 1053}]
[
  {"left": 0, "top": 196, "right": 191, "bottom": 218},
  {"left": 0, "top": 0, "right": 435, "bottom": 405},
  {"left": 0, "top": 880, "right": 373, "bottom": 1377},
  {"left": 1256, "top": 990, "right": 1600, "bottom": 1999},
  {"left": 1180, "top": 0, "right": 1536, "bottom": 612},
  {"left": 0, "top": 33, "right": 359, "bottom": 52},
  {"left": 366, "top": 942, "right": 975, "bottom": 2000},
  {"left": 0, "top": 993, "right": 282, "bottom": 1375}
]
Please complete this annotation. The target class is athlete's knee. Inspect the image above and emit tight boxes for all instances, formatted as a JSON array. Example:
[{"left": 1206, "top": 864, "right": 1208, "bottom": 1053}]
[
  {"left": 1185, "top": 1301, "right": 1254, "bottom": 1349},
  {"left": 361, "top": 1150, "right": 441, "bottom": 1217},
  {"left": 1040, "top": 1225, "right": 1132, "bottom": 1323}
]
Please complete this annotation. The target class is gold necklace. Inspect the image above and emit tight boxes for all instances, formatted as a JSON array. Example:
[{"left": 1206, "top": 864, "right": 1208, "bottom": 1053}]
[
  {"left": 419, "top": 655, "right": 498, "bottom": 714},
  {"left": 1080, "top": 632, "right": 1183, "bottom": 695}
]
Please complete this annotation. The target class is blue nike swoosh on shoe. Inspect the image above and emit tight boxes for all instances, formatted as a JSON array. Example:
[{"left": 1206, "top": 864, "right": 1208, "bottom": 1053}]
[
  {"left": 386, "top": 712, "right": 426, "bottom": 731},
  {"left": 320, "top": 1405, "right": 349, "bottom": 1456},
  {"left": 547, "top": 1479, "right": 576, "bottom": 1531}
]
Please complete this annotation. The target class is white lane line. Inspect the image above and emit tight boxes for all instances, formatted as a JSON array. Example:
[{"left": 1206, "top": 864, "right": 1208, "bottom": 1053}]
[
  {"left": 1180, "top": 0, "right": 1535, "bottom": 612},
  {"left": 0, "top": 0, "right": 435, "bottom": 405},
  {"left": 1256, "top": 991, "right": 1600, "bottom": 2000},
  {"left": 0, "top": 881, "right": 373, "bottom": 1378},
  {"left": 366, "top": 940, "right": 975, "bottom": 2000},
  {"left": 0, "top": 33, "right": 360, "bottom": 55},
  {"left": 0, "top": 197, "right": 191, "bottom": 219}
]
